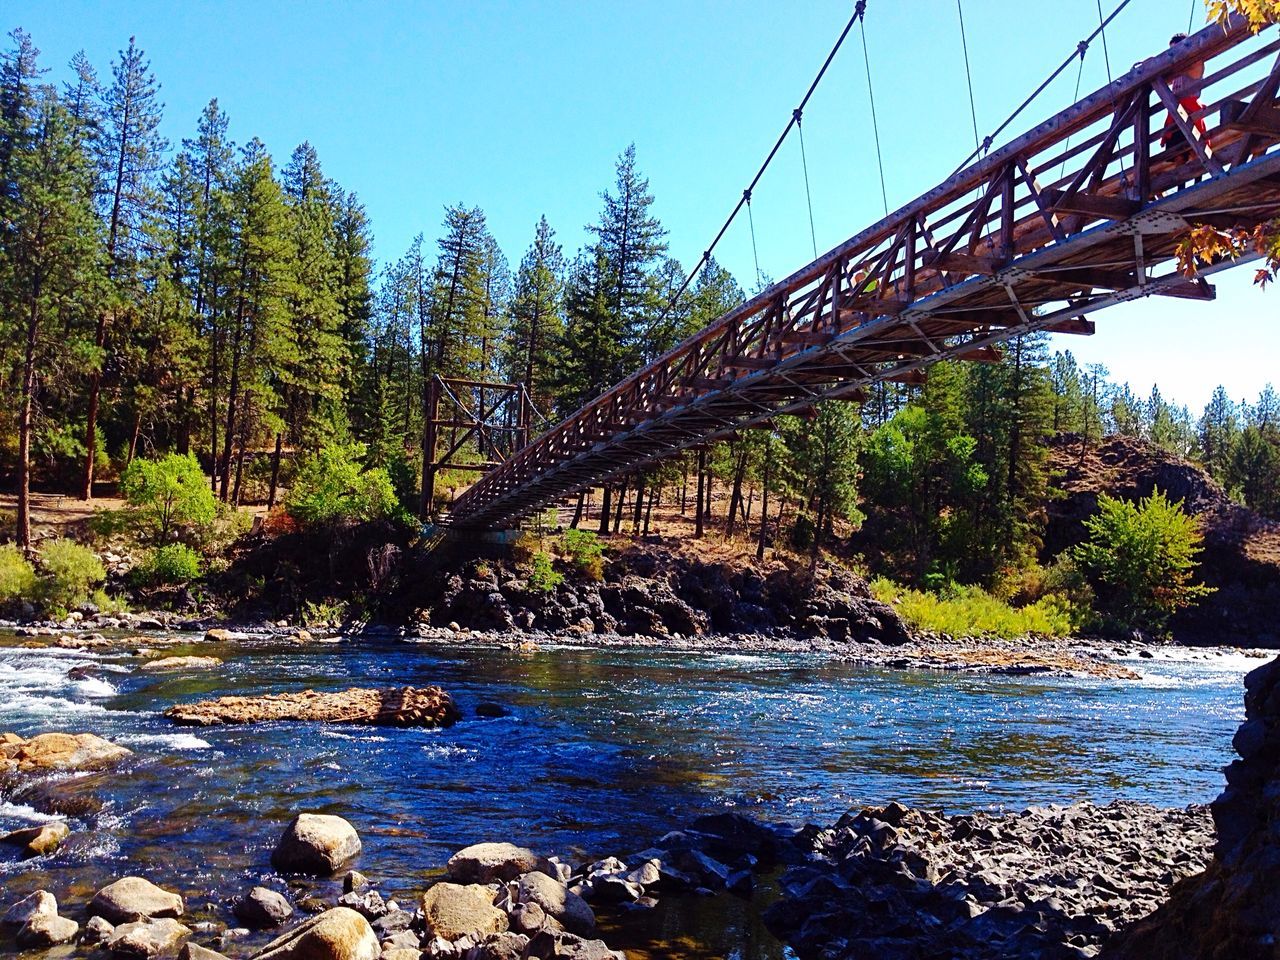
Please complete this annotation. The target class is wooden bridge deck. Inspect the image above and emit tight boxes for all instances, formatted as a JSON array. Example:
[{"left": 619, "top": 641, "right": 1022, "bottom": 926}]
[{"left": 449, "top": 17, "right": 1280, "bottom": 530}]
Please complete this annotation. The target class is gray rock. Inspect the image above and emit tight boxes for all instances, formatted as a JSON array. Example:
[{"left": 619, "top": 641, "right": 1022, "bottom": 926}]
[
  {"left": 234, "top": 887, "right": 293, "bottom": 928},
  {"left": 515, "top": 872, "right": 595, "bottom": 936},
  {"left": 179, "top": 944, "right": 230, "bottom": 960},
  {"left": 508, "top": 901, "right": 548, "bottom": 935},
  {"left": 107, "top": 918, "right": 192, "bottom": 957},
  {"left": 84, "top": 914, "right": 116, "bottom": 944},
  {"left": 2, "top": 890, "right": 57, "bottom": 927},
  {"left": 344, "top": 871, "right": 370, "bottom": 893},
  {"left": 464, "top": 932, "right": 529, "bottom": 960},
  {"left": 447, "top": 842, "right": 548, "bottom": 884},
  {"left": 271, "top": 813, "right": 362, "bottom": 875},
  {"left": 90, "top": 877, "right": 185, "bottom": 924},
  {"left": 17, "top": 912, "right": 79, "bottom": 948},
  {"left": 1, "top": 820, "right": 70, "bottom": 856}
]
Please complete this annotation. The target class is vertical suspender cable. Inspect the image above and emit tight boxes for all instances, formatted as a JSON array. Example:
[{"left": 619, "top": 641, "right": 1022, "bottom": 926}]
[
  {"left": 1096, "top": 0, "right": 1114, "bottom": 83},
  {"left": 795, "top": 110, "right": 819, "bottom": 259},
  {"left": 957, "top": 0, "right": 982, "bottom": 154},
  {"left": 746, "top": 191, "right": 763, "bottom": 290},
  {"left": 1188, "top": 0, "right": 1198, "bottom": 32},
  {"left": 858, "top": 4, "right": 890, "bottom": 216}
]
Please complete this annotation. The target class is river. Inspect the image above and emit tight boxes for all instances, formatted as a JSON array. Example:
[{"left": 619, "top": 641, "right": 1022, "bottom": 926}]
[{"left": 0, "top": 634, "right": 1261, "bottom": 958}]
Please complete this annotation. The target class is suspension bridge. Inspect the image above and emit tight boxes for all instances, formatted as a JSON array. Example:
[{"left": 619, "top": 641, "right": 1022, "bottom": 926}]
[{"left": 442, "top": 8, "right": 1280, "bottom": 532}]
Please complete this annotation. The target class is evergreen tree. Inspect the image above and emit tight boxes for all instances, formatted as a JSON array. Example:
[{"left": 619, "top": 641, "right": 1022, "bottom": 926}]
[
  {"left": 82, "top": 36, "right": 167, "bottom": 500},
  {"left": 506, "top": 215, "right": 565, "bottom": 413},
  {"left": 1199, "top": 385, "right": 1239, "bottom": 481}
]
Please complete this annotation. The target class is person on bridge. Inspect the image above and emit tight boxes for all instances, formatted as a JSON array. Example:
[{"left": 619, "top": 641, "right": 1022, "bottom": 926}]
[{"left": 1159, "top": 33, "right": 1212, "bottom": 158}]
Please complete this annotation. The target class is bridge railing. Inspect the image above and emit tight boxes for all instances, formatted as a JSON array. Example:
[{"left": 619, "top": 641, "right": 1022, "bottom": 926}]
[{"left": 449, "top": 16, "right": 1280, "bottom": 528}]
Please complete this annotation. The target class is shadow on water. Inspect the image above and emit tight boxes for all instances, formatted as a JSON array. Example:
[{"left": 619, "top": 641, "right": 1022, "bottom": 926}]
[{"left": 0, "top": 635, "right": 1251, "bottom": 958}]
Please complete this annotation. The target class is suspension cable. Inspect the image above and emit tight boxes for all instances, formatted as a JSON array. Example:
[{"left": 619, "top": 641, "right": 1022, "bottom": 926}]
[
  {"left": 795, "top": 110, "right": 819, "bottom": 259},
  {"left": 1058, "top": 43, "right": 1090, "bottom": 181},
  {"left": 957, "top": 0, "right": 981, "bottom": 154},
  {"left": 746, "top": 190, "right": 763, "bottom": 289},
  {"left": 1188, "top": 0, "right": 1198, "bottom": 32},
  {"left": 1095, "top": 0, "right": 1114, "bottom": 83},
  {"left": 948, "top": 0, "right": 1135, "bottom": 176},
  {"left": 636, "top": 2, "right": 867, "bottom": 342},
  {"left": 858, "top": 5, "right": 890, "bottom": 216}
]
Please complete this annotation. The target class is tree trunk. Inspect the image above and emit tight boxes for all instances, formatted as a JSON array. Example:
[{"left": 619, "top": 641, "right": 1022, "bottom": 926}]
[
  {"left": 599, "top": 486, "right": 612, "bottom": 535},
  {"left": 267, "top": 431, "right": 284, "bottom": 510},
  {"left": 631, "top": 477, "right": 645, "bottom": 533},
  {"left": 756, "top": 448, "right": 771, "bottom": 562},
  {"left": 571, "top": 490, "right": 585, "bottom": 529},
  {"left": 80, "top": 310, "right": 109, "bottom": 501},
  {"left": 643, "top": 487, "right": 657, "bottom": 536},
  {"left": 726, "top": 447, "right": 747, "bottom": 538},
  {"left": 612, "top": 479, "right": 627, "bottom": 534},
  {"left": 694, "top": 450, "right": 706, "bottom": 538},
  {"left": 16, "top": 292, "right": 40, "bottom": 551},
  {"left": 219, "top": 305, "right": 245, "bottom": 502},
  {"left": 126, "top": 409, "right": 142, "bottom": 466}
]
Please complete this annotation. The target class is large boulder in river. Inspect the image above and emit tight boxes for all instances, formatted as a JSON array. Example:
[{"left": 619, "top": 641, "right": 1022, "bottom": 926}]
[
  {"left": 0, "top": 731, "right": 132, "bottom": 773},
  {"left": 89, "top": 877, "right": 185, "bottom": 924},
  {"left": 253, "top": 907, "right": 379, "bottom": 960},
  {"left": 420, "top": 883, "right": 508, "bottom": 941},
  {"left": 140, "top": 656, "right": 223, "bottom": 673},
  {"left": 16, "top": 912, "right": 79, "bottom": 948},
  {"left": 165, "top": 686, "right": 460, "bottom": 728},
  {"left": 2, "top": 890, "right": 58, "bottom": 927},
  {"left": 272, "top": 814, "right": 361, "bottom": 875},
  {"left": 447, "top": 842, "right": 548, "bottom": 883},
  {"left": 515, "top": 872, "right": 595, "bottom": 936}
]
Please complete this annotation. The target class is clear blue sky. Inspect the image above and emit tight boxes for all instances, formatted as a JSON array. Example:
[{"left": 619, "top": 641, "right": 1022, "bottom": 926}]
[{"left": 7, "top": 0, "right": 1275, "bottom": 413}]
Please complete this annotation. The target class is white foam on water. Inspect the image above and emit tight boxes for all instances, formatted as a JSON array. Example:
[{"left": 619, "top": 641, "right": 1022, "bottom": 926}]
[
  {"left": 0, "top": 800, "right": 62, "bottom": 824},
  {"left": 73, "top": 676, "right": 118, "bottom": 697},
  {"left": 115, "top": 733, "right": 212, "bottom": 751}
]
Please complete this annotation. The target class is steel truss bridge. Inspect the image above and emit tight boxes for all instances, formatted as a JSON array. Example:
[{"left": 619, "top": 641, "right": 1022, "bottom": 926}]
[{"left": 448, "top": 17, "right": 1280, "bottom": 531}]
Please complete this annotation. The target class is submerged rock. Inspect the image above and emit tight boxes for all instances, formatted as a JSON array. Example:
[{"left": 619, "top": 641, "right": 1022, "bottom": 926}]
[
  {"left": 90, "top": 876, "right": 185, "bottom": 925},
  {"left": 1, "top": 820, "right": 70, "bottom": 856},
  {"left": 251, "top": 907, "right": 378, "bottom": 960},
  {"left": 164, "top": 685, "right": 460, "bottom": 728},
  {"left": 272, "top": 814, "right": 362, "bottom": 875},
  {"left": 0, "top": 731, "right": 132, "bottom": 773},
  {"left": 140, "top": 655, "right": 224, "bottom": 673}
]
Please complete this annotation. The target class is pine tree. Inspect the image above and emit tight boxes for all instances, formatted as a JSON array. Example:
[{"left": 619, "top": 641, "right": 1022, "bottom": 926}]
[
  {"left": 1199, "top": 385, "right": 1239, "bottom": 481},
  {"left": 3, "top": 86, "right": 102, "bottom": 547},
  {"left": 82, "top": 36, "right": 167, "bottom": 500},
  {"left": 506, "top": 215, "right": 565, "bottom": 412}
]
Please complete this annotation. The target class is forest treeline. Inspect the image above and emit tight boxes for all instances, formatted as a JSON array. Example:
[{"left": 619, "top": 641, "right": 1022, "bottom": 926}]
[{"left": 2, "top": 28, "right": 1279, "bottom": 596}]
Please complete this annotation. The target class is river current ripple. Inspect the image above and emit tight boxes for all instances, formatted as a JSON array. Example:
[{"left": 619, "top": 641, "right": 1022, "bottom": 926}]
[{"left": 0, "top": 635, "right": 1259, "bottom": 955}]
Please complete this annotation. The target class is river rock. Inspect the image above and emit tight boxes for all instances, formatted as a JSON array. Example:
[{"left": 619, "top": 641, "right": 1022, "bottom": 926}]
[
  {"left": 343, "top": 871, "right": 369, "bottom": 893},
  {"left": 165, "top": 686, "right": 460, "bottom": 728},
  {"left": 420, "top": 883, "right": 508, "bottom": 941},
  {"left": 107, "top": 918, "right": 192, "bottom": 957},
  {"left": 90, "top": 876, "right": 185, "bottom": 924},
  {"left": 464, "top": 932, "right": 530, "bottom": 960},
  {"left": 179, "top": 945, "right": 230, "bottom": 960},
  {"left": 234, "top": 887, "right": 293, "bottom": 928},
  {"left": 16, "top": 912, "right": 79, "bottom": 947},
  {"left": 0, "top": 731, "right": 132, "bottom": 773},
  {"left": 252, "top": 907, "right": 379, "bottom": 960},
  {"left": 84, "top": 915, "right": 116, "bottom": 944},
  {"left": 2, "top": 890, "right": 57, "bottom": 927},
  {"left": 515, "top": 872, "right": 595, "bottom": 936},
  {"left": 272, "top": 814, "right": 362, "bottom": 874},
  {"left": 2, "top": 819, "right": 70, "bottom": 856},
  {"left": 447, "top": 842, "right": 548, "bottom": 883},
  {"left": 140, "top": 656, "right": 223, "bottom": 673}
]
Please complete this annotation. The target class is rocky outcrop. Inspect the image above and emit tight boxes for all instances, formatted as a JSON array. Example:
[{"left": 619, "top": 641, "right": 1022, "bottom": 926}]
[
  {"left": 252, "top": 907, "right": 379, "bottom": 960},
  {"left": 89, "top": 877, "right": 185, "bottom": 925},
  {"left": 1046, "top": 434, "right": 1280, "bottom": 647},
  {"left": 431, "top": 543, "right": 911, "bottom": 645},
  {"left": 272, "top": 814, "right": 362, "bottom": 875},
  {"left": 1105, "top": 655, "right": 1280, "bottom": 959},
  {"left": 0, "top": 731, "right": 132, "bottom": 773},
  {"left": 766, "top": 800, "right": 1212, "bottom": 960},
  {"left": 165, "top": 686, "right": 460, "bottom": 728}
]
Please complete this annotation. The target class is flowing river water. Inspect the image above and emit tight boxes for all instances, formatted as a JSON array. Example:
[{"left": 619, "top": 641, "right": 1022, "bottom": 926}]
[{"left": 0, "top": 634, "right": 1262, "bottom": 958}]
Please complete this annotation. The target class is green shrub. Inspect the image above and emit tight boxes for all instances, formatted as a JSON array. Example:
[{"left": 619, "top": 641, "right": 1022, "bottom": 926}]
[
  {"left": 132, "top": 544, "right": 204, "bottom": 586},
  {"left": 120, "top": 453, "right": 219, "bottom": 544},
  {"left": 90, "top": 588, "right": 129, "bottom": 616},
  {"left": 528, "top": 552, "right": 563, "bottom": 593},
  {"left": 512, "top": 531, "right": 541, "bottom": 566},
  {"left": 870, "top": 576, "right": 1082, "bottom": 639},
  {"left": 38, "top": 539, "right": 105, "bottom": 614},
  {"left": 1073, "top": 488, "right": 1214, "bottom": 636},
  {"left": 0, "top": 545, "right": 38, "bottom": 604},
  {"left": 560, "top": 529, "right": 604, "bottom": 582},
  {"left": 286, "top": 443, "right": 405, "bottom": 526}
]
